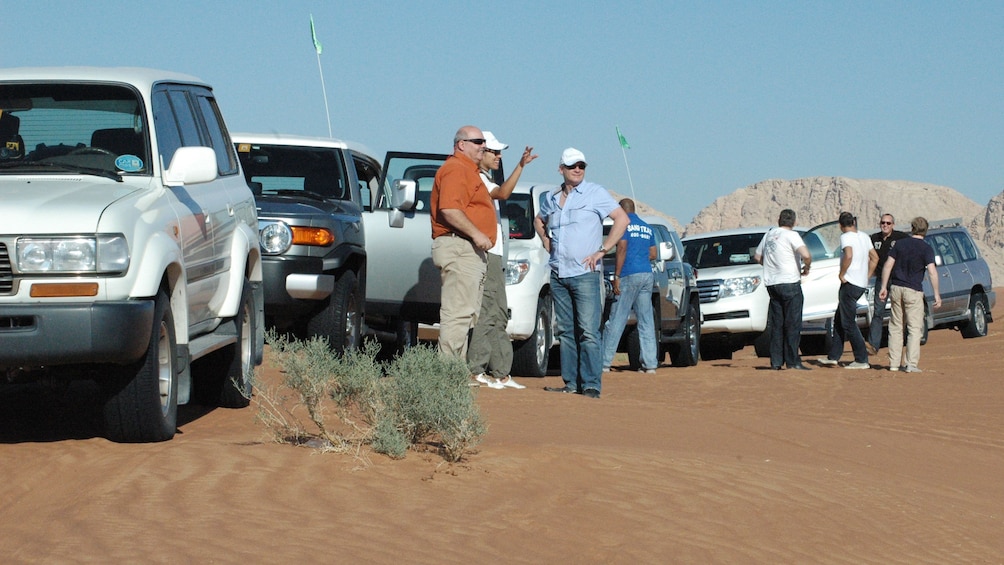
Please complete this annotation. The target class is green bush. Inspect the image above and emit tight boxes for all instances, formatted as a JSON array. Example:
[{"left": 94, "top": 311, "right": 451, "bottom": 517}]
[{"left": 252, "top": 333, "right": 485, "bottom": 463}]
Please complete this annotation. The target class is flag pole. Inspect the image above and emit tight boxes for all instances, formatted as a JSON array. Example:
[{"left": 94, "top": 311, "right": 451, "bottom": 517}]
[
  {"left": 616, "top": 126, "right": 636, "bottom": 201},
  {"left": 310, "top": 14, "right": 332, "bottom": 138}
]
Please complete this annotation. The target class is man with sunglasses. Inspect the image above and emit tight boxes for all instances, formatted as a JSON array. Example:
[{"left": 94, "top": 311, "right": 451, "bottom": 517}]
[
  {"left": 535, "top": 148, "right": 629, "bottom": 399},
  {"left": 467, "top": 131, "right": 538, "bottom": 389},
  {"left": 867, "top": 213, "right": 907, "bottom": 354},
  {"left": 431, "top": 125, "right": 497, "bottom": 359}
]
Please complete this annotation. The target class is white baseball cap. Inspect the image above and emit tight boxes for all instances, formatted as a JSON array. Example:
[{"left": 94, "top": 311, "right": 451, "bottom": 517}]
[
  {"left": 483, "top": 131, "right": 508, "bottom": 151},
  {"left": 560, "top": 147, "right": 587, "bottom": 166}
]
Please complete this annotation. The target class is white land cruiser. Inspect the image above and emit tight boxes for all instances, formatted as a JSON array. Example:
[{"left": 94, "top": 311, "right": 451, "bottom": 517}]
[
  {"left": 0, "top": 67, "right": 263, "bottom": 442},
  {"left": 682, "top": 222, "right": 868, "bottom": 360}
]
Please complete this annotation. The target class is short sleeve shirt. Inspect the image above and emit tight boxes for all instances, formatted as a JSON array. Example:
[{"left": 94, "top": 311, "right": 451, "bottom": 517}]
[
  {"left": 620, "top": 213, "right": 655, "bottom": 277},
  {"left": 755, "top": 227, "right": 806, "bottom": 285},
  {"left": 430, "top": 153, "right": 496, "bottom": 243},
  {"left": 871, "top": 230, "right": 908, "bottom": 273},
  {"left": 888, "top": 236, "right": 935, "bottom": 292},
  {"left": 537, "top": 181, "right": 619, "bottom": 278},
  {"left": 841, "top": 230, "right": 873, "bottom": 288}
]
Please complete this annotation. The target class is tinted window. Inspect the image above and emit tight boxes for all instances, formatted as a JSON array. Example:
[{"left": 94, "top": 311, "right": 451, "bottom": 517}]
[
  {"left": 351, "top": 152, "right": 381, "bottom": 211},
  {"left": 195, "top": 93, "right": 238, "bottom": 175},
  {"left": 151, "top": 90, "right": 182, "bottom": 169},
  {"left": 928, "top": 233, "right": 960, "bottom": 265},
  {"left": 237, "top": 143, "right": 348, "bottom": 200},
  {"left": 506, "top": 193, "right": 534, "bottom": 239},
  {"left": 950, "top": 231, "right": 978, "bottom": 262},
  {"left": 683, "top": 233, "right": 765, "bottom": 268}
]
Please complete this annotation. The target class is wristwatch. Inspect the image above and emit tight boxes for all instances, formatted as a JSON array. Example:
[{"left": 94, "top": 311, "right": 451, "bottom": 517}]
[{"left": 598, "top": 245, "right": 607, "bottom": 254}]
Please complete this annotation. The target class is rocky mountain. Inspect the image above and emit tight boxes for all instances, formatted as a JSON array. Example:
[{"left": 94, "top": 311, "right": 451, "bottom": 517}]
[{"left": 664, "top": 176, "right": 1003, "bottom": 284}]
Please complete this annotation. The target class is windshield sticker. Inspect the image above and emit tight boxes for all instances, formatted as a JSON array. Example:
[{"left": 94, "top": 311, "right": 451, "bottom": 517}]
[{"left": 115, "top": 154, "right": 144, "bottom": 172}]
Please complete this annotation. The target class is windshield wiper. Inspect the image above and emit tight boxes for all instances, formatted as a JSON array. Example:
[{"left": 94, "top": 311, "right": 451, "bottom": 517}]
[
  {"left": 273, "top": 189, "right": 328, "bottom": 201},
  {"left": 0, "top": 160, "right": 123, "bottom": 182}
]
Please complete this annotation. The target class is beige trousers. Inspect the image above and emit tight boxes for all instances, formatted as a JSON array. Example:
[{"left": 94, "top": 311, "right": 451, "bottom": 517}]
[{"left": 887, "top": 285, "right": 925, "bottom": 369}]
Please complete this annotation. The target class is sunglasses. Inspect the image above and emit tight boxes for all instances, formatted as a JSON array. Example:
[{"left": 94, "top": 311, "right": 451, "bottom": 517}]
[
  {"left": 565, "top": 162, "right": 586, "bottom": 170},
  {"left": 880, "top": 221, "right": 893, "bottom": 225},
  {"left": 462, "top": 138, "right": 486, "bottom": 145},
  {"left": 486, "top": 149, "right": 502, "bottom": 156}
]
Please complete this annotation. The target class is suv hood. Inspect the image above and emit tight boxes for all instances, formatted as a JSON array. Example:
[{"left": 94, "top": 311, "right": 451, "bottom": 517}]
[
  {"left": 2, "top": 177, "right": 147, "bottom": 234},
  {"left": 255, "top": 194, "right": 360, "bottom": 219},
  {"left": 695, "top": 263, "right": 763, "bottom": 280}
]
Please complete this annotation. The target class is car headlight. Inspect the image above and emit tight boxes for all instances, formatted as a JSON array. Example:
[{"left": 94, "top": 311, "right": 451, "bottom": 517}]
[
  {"left": 719, "top": 275, "right": 761, "bottom": 298},
  {"left": 259, "top": 221, "right": 293, "bottom": 254},
  {"left": 17, "top": 234, "right": 129, "bottom": 274},
  {"left": 505, "top": 258, "right": 530, "bottom": 285}
]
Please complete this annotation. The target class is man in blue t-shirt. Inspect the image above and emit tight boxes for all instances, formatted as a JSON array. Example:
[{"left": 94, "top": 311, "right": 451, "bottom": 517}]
[{"left": 601, "top": 199, "right": 659, "bottom": 373}]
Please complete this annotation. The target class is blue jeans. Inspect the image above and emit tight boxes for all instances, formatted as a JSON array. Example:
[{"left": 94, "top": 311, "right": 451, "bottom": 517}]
[
  {"left": 828, "top": 282, "right": 868, "bottom": 363},
  {"left": 601, "top": 272, "right": 658, "bottom": 370},
  {"left": 867, "top": 281, "right": 887, "bottom": 350},
  {"left": 766, "top": 282, "right": 804, "bottom": 368},
  {"left": 551, "top": 270, "right": 603, "bottom": 393}
]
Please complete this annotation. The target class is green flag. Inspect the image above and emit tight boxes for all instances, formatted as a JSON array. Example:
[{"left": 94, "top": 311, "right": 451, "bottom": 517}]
[
  {"left": 310, "top": 14, "right": 323, "bottom": 55},
  {"left": 616, "top": 126, "right": 630, "bottom": 149}
]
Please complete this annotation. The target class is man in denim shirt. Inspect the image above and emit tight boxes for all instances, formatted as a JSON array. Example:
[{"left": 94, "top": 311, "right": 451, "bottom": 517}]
[{"left": 534, "top": 148, "right": 628, "bottom": 398}]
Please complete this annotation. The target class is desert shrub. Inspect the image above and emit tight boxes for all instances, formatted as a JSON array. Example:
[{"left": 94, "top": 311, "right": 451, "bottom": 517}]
[
  {"left": 252, "top": 333, "right": 485, "bottom": 463},
  {"left": 378, "top": 344, "right": 486, "bottom": 462}
]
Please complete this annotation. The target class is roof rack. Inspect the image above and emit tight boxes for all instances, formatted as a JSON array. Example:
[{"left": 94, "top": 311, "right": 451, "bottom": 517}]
[{"left": 927, "top": 218, "right": 963, "bottom": 229}]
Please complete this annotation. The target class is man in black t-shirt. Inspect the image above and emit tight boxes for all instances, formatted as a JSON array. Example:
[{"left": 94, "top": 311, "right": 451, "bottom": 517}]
[{"left": 867, "top": 213, "right": 908, "bottom": 353}]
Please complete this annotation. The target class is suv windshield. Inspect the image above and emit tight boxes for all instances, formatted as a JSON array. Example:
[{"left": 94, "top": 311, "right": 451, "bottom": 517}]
[
  {"left": 683, "top": 233, "right": 765, "bottom": 268},
  {"left": 237, "top": 143, "right": 349, "bottom": 200},
  {"left": 0, "top": 83, "right": 149, "bottom": 177},
  {"left": 506, "top": 192, "right": 535, "bottom": 239}
]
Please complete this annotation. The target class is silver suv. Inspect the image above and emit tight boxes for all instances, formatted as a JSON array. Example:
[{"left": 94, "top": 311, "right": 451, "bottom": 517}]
[{"left": 873, "top": 219, "right": 995, "bottom": 341}]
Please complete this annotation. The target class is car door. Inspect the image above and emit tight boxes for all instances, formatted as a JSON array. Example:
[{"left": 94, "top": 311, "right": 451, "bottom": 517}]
[
  {"left": 924, "top": 232, "right": 963, "bottom": 319},
  {"left": 362, "top": 152, "right": 447, "bottom": 324},
  {"left": 152, "top": 85, "right": 233, "bottom": 328},
  {"left": 650, "top": 223, "right": 681, "bottom": 331}
]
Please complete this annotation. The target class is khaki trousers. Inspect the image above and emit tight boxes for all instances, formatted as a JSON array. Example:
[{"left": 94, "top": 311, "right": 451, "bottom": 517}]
[
  {"left": 432, "top": 235, "right": 486, "bottom": 359},
  {"left": 887, "top": 285, "right": 925, "bottom": 369}
]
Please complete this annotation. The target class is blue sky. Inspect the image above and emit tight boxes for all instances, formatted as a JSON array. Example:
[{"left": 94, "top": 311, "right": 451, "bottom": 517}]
[{"left": 6, "top": 1, "right": 1003, "bottom": 223}]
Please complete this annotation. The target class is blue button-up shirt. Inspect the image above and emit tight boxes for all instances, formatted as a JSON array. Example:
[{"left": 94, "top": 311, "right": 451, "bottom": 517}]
[{"left": 537, "top": 181, "right": 619, "bottom": 278}]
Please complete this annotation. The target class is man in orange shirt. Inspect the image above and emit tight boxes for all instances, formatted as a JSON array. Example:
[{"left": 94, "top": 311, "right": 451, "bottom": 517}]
[{"left": 431, "top": 125, "right": 497, "bottom": 359}]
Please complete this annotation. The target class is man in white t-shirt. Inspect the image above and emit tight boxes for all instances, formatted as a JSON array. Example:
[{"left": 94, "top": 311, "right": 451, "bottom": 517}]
[
  {"left": 754, "top": 209, "right": 812, "bottom": 370},
  {"left": 818, "top": 212, "right": 879, "bottom": 369},
  {"left": 467, "top": 131, "right": 537, "bottom": 389}
]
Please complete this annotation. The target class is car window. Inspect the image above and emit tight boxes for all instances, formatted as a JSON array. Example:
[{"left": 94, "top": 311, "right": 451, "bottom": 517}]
[
  {"left": 380, "top": 154, "right": 446, "bottom": 213},
  {"left": 506, "top": 193, "right": 534, "bottom": 239},
  {"left": 194, "top": 91, "right": 238, "bottom": 176},
  {"left": 950, "top": 231, "right": 978, "bottom": 262},
  {"left": 683, "top": 233, "right": 764, "bottom": 268},
  {"left": 236, "top": 143, "right": 348, "bottom": 200},
  {"left": 351, "top": 152, "right": 381, "bottom": 211},
  {"left": 928, "top": 233, "right": 960, "bottom": 265},
  {"left": 0, "top": 82, "right": 150, "bottom": 175},
  {"left": 805, "top": 221, "right": 842, "bottom": 260}
]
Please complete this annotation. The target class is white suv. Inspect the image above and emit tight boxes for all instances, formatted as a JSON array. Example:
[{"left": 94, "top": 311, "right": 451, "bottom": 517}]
[
  {"left": 682, "top": 221, "right": 868, "bottom": 360},
  {"left": 0, "top": 68, "right": 263, "bottom": 442}
]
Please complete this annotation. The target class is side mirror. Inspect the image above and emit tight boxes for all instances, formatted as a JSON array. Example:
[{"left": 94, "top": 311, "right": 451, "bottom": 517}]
[
  {"left": 660, "top": 241, "right": 675, "bottom": 261},
  {"left": 391, "top": 179, "right": 417, "bottom": 211},
  {"left": 164, "top": 146, "right": 218, "bottom": 186}
]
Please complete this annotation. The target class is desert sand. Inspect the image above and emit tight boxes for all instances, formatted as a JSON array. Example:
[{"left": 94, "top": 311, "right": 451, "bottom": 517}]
[{"left": 2, "top": 297, "right": 1003, "bottom": 564}]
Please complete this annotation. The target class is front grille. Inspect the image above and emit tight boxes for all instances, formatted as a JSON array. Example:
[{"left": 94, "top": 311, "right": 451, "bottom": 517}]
[
  {"left": 696, "top": 279, "right": 722, "bottom": 303},
  {"left": 0, "top": 243, "right": 12, "bottom": 294}
]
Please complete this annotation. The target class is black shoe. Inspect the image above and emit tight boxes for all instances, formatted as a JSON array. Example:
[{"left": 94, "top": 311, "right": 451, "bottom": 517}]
[
  {"left": 582, "top": 388, "right": 601, "bottom": 399},
  {"left": 771, "top": 365, "right": 783, "bottom": 370},
  {"left": 789, "top": 364, "right": 812, "bottom": 371},
  {"left": 544, "top": 386, "right": 578, "bottom": 394}
]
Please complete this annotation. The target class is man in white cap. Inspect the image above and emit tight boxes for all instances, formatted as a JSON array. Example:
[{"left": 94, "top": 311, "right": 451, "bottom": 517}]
[
  {"left": 468, "top": 131, "right": 538, "bottom": 389},
  {"left": 534, "top": 148, "right": 629, "bottom": 399}
]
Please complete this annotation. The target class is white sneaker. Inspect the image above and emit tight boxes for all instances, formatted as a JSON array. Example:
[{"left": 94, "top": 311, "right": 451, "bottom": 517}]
[
  {"left": 817, "top": 358, "right": 839, "bottom": 366},
  {"left": 845, "top": 361, "right": 870, "bottom": 370},
  {"left": 904, "top": 365, "right": 922, "bottom": 373},
  {"left": 889, "top": 366, "right": 899, "bottom": 372},
  {"left": 498, "top": 376, "right": 526, "bottom": 389},
  {"left": 474, "top": 373, "right": 505, "bottom": 389},
  {"left": 639, "top": 368, "right": 657, "bottom": 374}
]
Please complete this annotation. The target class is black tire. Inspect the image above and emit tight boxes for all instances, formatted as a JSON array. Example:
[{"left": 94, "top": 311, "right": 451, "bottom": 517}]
[
  {"left": 512, "top": 294, "right": 552, "bottom": 377},
  {"left": 699, "top": 340, "right": 733, "bottom": 361},
  {"left": 752, "top": 329, "right": 772, "bottom": 358},
  {"left": 669, "top": 301, "right": 700, "bottom": 367},
  {"left": 307, "top": 270, "right": 362, "bottom": 354},
  {"left": 960, "top": 293, "right": 989, "bottom": 338},
  {"left": 195, "top": 280, "right": 256, "bottom": 408},
  {"left": 103, "top": 290, "right": 178, "bottom": 442}
]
